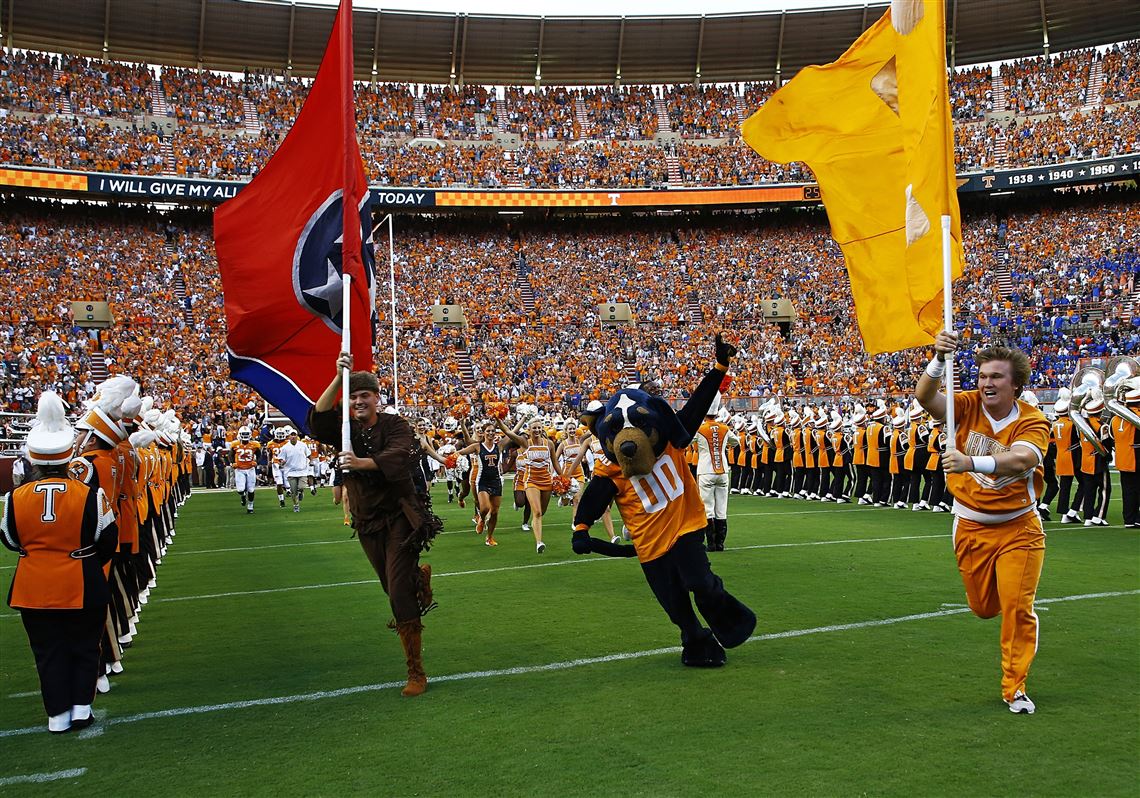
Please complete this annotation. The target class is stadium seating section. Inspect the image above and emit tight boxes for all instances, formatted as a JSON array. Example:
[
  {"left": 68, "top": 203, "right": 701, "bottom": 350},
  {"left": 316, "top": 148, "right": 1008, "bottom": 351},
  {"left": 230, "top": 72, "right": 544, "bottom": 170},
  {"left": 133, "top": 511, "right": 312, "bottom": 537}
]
[
  {"left": 1, "top": 189, "right": 1135, "bottom": 425},
  {"left": 0, "top": 44, "right": 1138, "bottom": 428},
  {"left": 0, "top": 44, "right": 1137, "bottom": 186}
]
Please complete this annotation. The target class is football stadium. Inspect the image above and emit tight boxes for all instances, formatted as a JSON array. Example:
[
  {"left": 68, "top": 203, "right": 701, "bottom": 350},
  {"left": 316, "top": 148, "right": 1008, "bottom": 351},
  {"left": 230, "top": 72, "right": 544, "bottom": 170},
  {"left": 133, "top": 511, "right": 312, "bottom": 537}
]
[{"left": 0, "top": 0, "right": 1138, "bottom": 793}]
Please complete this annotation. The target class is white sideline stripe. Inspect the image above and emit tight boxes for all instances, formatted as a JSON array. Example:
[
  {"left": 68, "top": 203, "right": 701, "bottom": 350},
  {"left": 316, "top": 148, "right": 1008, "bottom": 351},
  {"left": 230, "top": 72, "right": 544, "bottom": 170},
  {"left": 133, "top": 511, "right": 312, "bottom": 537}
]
[
  {"left": 0, "top": 589, "right": 1134, "bottom": 741},
  {"left": 0, "top": 768, "right": 87, "bottom": 785},
  {"left": 77, "top": 710, "right": 107, "bottom": 739},
  {"left": 111, "top": 533, "right": 948, "bottom": 605},
  {"left": 7, "top": 691, "right": 39, "bottom": 699},
  {"left": 733, "top": 533, "right": 947, "bottom": 551},
  {"left": 0, "top": 527, "right": 1127, "bottom": 618},
  {"left": 175, "top": 539, "right": 352, "bottom": 556},
  {"left": 155, "top": 557, "right": 611, "bottom": 603},
  {"left": 171, "top": 518, "right": 1133, "bottom": 558},
  {"left": 732, "top": 507, "right": 881, "bottom": 518}
]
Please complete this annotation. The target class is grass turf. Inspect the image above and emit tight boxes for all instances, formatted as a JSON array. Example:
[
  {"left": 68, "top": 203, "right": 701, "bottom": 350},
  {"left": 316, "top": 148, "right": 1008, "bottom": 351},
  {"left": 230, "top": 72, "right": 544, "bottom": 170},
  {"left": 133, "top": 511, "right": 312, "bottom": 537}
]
[{"left": 0, "top": 477, "right": 1137, "bottom": 796}]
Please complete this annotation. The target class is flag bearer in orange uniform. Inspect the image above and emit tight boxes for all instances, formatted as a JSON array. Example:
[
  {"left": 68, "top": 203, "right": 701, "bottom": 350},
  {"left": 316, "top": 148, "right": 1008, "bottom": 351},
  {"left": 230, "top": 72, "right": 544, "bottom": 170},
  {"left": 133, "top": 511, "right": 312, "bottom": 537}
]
[
  {"left": 2, "top": 393, "right": 118, "bottom": 734},
  {"left": 916, "top": 332, "right": 1049, "bottom": 715}
]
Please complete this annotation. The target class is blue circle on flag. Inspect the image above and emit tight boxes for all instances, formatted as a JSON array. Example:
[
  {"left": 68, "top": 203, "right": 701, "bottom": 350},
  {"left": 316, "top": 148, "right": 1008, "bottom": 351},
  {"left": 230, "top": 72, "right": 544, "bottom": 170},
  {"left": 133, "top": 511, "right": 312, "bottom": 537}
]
[{"left": 292, "top": 190, "right": 375, "bottom": 333}]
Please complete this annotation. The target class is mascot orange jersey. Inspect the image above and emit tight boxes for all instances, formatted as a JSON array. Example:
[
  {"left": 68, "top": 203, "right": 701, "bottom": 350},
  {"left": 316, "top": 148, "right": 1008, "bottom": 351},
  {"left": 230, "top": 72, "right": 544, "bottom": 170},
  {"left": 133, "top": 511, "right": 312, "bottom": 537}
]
[{"left": 592, "top": 444, "right": 707, "bottom": 562}]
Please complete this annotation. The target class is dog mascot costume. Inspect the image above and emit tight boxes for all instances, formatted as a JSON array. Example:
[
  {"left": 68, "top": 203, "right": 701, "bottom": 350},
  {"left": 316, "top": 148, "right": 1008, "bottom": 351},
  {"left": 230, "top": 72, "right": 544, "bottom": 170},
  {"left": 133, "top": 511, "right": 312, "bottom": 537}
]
[{"left": 571, "top": 334, "right": 757, "bottom": 667}]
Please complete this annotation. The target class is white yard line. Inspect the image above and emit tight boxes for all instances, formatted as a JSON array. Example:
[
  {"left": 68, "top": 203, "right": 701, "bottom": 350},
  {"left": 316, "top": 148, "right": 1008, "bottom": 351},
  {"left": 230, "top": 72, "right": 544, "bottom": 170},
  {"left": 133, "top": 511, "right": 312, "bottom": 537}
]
[{"left": 0, "top": 588, "right": 1134, "bottom": 741}]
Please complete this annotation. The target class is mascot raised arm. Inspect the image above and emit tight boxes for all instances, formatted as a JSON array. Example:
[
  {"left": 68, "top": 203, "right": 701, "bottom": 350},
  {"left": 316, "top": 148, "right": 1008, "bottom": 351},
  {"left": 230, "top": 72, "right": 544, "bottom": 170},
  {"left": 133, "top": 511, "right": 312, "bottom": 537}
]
[{"left": 572, "top": 333, "right": 757, "bottom": 667}]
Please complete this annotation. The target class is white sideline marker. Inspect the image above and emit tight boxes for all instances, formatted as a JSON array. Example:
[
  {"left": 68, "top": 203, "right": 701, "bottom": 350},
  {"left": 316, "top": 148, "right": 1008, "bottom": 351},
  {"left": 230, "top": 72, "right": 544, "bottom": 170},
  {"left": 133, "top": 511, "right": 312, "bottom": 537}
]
[
  {"left": 77, "top": 710, "right": 108, "bottom": 739},
  {"left": 0, "top": 588, "right": 1134, "bottom": 740},
  {"left": 0, "top": 768, "right": 87, "bottom": 786}
]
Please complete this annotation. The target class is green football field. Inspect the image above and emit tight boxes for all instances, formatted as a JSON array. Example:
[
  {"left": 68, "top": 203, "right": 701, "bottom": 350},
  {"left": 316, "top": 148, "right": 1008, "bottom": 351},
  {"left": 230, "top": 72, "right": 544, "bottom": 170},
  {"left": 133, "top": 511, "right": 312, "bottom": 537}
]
[{"left": 1, "top": 477, "right": 1137, "bottom": 796}]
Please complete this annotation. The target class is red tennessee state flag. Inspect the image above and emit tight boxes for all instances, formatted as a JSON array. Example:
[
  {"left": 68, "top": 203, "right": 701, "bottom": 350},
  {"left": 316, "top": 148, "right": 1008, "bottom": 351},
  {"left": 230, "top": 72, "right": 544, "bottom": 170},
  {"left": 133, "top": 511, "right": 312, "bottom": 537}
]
[{"left": 214, "top": 0, "right": 374, "bottom": 433}]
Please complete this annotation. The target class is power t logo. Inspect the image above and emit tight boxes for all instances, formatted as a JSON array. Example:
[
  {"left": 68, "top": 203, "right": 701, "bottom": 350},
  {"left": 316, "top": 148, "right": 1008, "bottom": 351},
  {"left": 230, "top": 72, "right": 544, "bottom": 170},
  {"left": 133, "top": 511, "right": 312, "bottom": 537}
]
[{"left": 292, "top": 190, "right": 375, "bottom": 334}]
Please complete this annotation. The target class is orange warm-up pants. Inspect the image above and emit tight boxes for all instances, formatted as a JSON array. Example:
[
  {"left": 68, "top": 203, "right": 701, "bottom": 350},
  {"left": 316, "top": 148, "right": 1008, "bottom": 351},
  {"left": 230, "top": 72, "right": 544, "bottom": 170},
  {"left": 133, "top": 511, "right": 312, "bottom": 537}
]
[{"left": 952, "top": 513, "right": 1045, "bottom": 702}]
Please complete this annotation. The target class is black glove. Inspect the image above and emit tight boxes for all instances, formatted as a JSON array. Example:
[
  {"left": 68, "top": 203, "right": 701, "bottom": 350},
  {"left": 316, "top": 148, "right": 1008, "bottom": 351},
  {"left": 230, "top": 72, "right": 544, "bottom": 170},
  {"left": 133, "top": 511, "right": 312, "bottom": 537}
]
[
  {"left": 572, "top": 528, "right": 593, "bottom": 555},
  {"left": 715, "top": 332, "right": 737, "bottom": 367}
]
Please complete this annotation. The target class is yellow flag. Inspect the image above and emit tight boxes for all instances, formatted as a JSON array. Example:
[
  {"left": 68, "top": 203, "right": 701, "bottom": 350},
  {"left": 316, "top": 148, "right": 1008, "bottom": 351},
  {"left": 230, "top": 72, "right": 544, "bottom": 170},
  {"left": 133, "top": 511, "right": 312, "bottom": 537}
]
[{"left": 741, "top": 1, "right": 964, "bottom": 355}]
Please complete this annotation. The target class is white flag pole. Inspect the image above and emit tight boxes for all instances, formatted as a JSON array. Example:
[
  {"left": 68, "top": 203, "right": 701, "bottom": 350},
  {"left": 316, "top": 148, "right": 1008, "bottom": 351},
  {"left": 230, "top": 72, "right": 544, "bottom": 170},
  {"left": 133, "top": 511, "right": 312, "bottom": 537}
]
[
  {"left": 941, "top": 215, "right": 956, "bottom": 449},
  {"left": 341, "top": 272, "right": 352, "bottom": 457},
  {"left": 388, "top": 213, "right": 399, "bottom": 411}
]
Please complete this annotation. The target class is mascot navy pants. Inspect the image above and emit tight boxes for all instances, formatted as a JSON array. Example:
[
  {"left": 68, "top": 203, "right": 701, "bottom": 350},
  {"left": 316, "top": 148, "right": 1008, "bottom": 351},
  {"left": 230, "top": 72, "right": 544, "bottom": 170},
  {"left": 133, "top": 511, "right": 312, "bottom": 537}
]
[{"left": 640, "top": 531, "right": 746, "bottom": 646}]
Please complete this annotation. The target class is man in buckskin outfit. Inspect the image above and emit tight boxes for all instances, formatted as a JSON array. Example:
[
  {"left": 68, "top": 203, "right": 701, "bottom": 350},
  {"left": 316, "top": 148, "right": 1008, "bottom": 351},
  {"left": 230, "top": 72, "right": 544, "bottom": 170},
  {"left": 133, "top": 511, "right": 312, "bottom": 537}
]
[{"left": 310, "top": 353, "right": 440, "bottom": 697}]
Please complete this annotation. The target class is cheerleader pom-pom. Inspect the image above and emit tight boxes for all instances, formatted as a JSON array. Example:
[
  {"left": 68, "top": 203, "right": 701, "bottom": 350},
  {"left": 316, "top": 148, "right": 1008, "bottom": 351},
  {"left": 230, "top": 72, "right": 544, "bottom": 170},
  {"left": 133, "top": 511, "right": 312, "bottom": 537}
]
[{"left": 487, "top": 402, "right": 509, "bottom": 421}]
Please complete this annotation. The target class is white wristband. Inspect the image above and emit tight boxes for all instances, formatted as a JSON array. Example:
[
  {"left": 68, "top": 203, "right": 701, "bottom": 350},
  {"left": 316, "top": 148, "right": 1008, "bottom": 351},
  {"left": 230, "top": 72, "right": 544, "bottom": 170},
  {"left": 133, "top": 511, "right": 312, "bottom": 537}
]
[
  {"left": 925, "top": 356, "right": 946, "bottom": 380},
  {"left": 971, "top": 455, "right": 996, "bottom": 475}
]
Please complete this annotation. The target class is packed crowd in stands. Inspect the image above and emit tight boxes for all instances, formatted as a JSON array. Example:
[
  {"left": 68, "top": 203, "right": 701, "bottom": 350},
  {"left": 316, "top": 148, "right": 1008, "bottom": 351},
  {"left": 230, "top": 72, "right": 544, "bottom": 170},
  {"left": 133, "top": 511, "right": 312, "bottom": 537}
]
[
  {"left": 1002, "top": 50, "right": 1094, "bottom": 116},
  {"left": 665, "top": 83, "right": 740, "bottom": 138},
  {"left": 671, "top": 140, "right": 814, "bottom": 185},
  {"left": 365, "top": 143, "right": 509, "bottom": 188},
  {"left": 160, "top": 67, "right": 245, "bottom": 128},
  {"left": 951, "top": 65, "right": 993, "bottom": 122},
  {"left": 0, "top": 42, "right": 1137, "bottom": 186},
  {"left": 1101, "top": 40, "right": 1140, "bottom": 104},
  {"left": 516, "top": 141, "right": 667, "bottom": 188},
  {"left": 0, "top": 115, "right": 166, "bottom": 174},
  {"left": 422, "top": 85, "right": 494, "bottom": 140},
  {"left": 0, "top": 49, "right": 57, "bottom": 114},
  {"left": 0, "top": 187, "right": 1135, "bottom": 423},
  {"left": 580, "top": 86, "right": 658, "bottom": 140},
  {"left": 497, "top": 86, "right": 579, "bottom": 141},
  {"left": 1005, "top": 105, "right": 1140, "bottom": 166},
  {"left": 953, "top": 121, "right": 1000, "bottom": 170},
  {"left": 57, "top": 54, "right": 153, "bottom": 120}
]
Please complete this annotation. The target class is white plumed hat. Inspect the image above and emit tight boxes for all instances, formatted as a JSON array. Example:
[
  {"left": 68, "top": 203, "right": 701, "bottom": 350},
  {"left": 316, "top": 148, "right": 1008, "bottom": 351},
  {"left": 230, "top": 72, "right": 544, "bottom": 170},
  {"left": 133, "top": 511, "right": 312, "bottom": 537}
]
[{"left": 26, "top": 391, "right": 76, "bottom": 465}]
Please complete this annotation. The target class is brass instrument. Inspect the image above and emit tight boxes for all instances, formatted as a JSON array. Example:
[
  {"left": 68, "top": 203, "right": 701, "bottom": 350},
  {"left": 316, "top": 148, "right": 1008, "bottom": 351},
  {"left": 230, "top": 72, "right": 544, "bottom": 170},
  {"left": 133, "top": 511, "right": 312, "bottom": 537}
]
[
  {"left": 1068, "top": 365, "right": 1107, "bottom": 457},
  {"left": 1103, "top": 356, "right": 1140, "bottom": 430}
]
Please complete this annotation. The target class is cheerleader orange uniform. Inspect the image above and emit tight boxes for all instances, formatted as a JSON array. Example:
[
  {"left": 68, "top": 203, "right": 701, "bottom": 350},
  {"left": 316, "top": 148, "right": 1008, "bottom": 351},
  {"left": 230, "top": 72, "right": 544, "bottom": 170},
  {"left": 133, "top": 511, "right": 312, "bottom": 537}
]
[{"left": 520, "top": 444, "right": 554, "bottom": 491}]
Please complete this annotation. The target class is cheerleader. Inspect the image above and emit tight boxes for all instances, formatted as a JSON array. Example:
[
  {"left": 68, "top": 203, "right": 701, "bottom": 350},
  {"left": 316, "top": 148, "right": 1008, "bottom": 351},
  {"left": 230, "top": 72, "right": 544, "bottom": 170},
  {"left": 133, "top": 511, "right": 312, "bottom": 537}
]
[{"left": 498, "top": 418, "right": 560, "bottom": 554}]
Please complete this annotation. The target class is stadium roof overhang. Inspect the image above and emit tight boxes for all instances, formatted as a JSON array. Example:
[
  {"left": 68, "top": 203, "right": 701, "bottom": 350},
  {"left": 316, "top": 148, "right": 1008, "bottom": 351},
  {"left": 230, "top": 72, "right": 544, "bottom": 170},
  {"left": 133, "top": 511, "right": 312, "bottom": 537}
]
[{"left": 3, "top": 0, "right": 1140, "bottom": 85}]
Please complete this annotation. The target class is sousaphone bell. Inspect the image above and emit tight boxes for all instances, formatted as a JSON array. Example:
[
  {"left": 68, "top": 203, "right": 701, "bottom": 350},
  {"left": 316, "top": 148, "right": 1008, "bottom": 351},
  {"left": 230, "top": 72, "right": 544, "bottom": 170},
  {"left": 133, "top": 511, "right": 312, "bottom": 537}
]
[
  {"left": 1068, "top": 365, "right": 1107, "bottom": 457},
  {"left": 1104, "top": 356, "right": 1140, "bottom": 429}
]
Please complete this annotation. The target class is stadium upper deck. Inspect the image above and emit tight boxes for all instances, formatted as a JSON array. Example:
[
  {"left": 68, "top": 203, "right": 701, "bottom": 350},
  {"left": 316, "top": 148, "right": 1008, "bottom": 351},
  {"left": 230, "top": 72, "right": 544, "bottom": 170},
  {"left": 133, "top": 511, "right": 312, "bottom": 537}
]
[
  {"left": 0, "top": 42, "right": 1137, "bottom": 192},
  {"left": 0, "top": 0, "right": 1138, "bottom": 195}
]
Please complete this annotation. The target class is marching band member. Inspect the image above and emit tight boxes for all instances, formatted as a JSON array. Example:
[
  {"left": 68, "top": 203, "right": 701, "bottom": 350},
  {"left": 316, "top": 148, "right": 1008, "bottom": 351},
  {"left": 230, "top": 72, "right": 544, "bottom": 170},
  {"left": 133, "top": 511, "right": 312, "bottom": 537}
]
[
  {"left": 2, "top": 392, "right": 118, "bottom": 734},
  {"left": 1051, "top": 389, "right": 1084, "bottom": 523},
  {"left": 1111, "top": 378, "right": 1140, "bottom": 528},
  {"left": 695, "top": 394, "right": 739, "bottom": 551},
  {"left": 1077, "top": 397, "right": 1112, "bottom": 528},
  {"left": 865, "top": 401, "right": 889, "bottom": 506},
  {"left": 905, "top": 399, "right": 931, "bottom": 510},
  {"left": 826, "top": 410, "right": 849, "bottom": 503},
  {"left": 888, "top": 407, "right": 909, "bottom": 508},
  {"left": 849, "top": 403, "right": 870, "bottom": 503}
]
